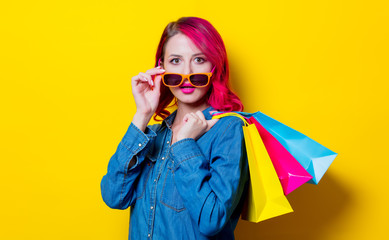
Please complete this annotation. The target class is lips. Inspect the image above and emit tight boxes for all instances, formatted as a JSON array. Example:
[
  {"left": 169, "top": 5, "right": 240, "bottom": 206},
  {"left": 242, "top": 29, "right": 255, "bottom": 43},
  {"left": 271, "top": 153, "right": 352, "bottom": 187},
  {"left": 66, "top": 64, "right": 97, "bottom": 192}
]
[
  {"left": 179, "top": 84, "right": 194, "bottom": 88},
  {"left": 179, "top": 84, "right": 195, "bottom": 93}
]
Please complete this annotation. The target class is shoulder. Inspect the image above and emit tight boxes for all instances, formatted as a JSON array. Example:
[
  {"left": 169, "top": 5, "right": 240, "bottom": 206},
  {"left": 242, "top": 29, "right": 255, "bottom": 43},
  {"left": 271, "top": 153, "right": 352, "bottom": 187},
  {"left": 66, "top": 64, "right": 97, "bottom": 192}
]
[
  {"left": 215, "top": 115, "right": 245, "bottom": 128},
  {"left": 206, "top": 115, "right": 246, "bottom": 157},
  {"left": 210, "top": 115, "right": 245, "bottom": 139}
]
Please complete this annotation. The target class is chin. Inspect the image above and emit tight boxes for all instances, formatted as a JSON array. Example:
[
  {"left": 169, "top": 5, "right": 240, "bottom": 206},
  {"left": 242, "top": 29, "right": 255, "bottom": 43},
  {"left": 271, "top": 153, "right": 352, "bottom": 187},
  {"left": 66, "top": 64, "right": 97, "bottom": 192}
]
[{"left": 176, "top": 95, "right": 207, "bottom": 106}]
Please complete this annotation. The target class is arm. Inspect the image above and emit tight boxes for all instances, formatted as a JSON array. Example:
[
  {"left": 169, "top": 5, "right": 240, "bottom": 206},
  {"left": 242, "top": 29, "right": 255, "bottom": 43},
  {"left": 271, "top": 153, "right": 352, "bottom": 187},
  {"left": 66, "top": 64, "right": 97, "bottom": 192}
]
[
  {"left": 100, "top": 122, "right": 158, "bottom": 209},
  {"left": 169, "top": 118, "right": 248, "bottom": 236},
  {"left": 101, "top": 65, "right": 163, "bottom": 209}
]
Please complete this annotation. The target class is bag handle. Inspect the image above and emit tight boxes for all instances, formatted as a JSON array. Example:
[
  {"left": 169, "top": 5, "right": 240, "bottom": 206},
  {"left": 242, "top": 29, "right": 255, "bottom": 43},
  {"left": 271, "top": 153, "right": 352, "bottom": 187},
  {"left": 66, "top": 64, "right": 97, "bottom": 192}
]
[{"left": 211, "top": 112, "right": 249, "bottom": 126}]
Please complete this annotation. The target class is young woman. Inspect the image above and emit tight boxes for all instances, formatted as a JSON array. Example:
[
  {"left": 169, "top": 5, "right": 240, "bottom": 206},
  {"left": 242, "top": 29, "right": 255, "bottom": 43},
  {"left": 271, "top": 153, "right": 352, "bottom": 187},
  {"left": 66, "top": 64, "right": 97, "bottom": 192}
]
[{"left": 101, "top": 17, "right": 249, "bottom": 240}]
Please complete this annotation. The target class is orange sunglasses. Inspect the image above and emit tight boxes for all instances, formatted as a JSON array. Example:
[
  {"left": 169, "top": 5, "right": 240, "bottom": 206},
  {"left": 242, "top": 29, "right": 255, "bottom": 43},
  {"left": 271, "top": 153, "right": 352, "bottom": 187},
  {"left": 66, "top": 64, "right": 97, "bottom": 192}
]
[{"left": 158, "top": 59, "right": 215, "bottom": 88}]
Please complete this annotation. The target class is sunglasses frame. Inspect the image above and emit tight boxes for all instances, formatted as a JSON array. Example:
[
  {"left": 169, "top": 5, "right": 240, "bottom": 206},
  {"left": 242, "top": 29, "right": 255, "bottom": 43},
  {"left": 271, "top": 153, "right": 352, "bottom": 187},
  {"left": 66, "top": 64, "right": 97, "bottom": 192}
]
[{"left": 157, "top": 58, "right": 216, "bottom": 88}]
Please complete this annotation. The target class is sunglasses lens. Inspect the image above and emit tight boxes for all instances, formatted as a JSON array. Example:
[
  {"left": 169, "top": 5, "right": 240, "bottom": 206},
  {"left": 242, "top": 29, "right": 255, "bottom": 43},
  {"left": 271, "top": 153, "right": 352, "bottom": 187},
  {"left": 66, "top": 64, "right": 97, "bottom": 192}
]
[
  {"left": 164, "top": 74, "right": 182, "bottom": 86},
  {"left": 190, "top": 74, "right": 209, "bottom": 86}
]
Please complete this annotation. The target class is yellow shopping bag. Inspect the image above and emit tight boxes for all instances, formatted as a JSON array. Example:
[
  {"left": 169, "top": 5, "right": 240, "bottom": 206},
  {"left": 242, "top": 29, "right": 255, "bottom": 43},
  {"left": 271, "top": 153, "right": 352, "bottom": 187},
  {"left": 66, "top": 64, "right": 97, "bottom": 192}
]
[{"left": 212, "top": 112, "right": 293, "bottom": 222}]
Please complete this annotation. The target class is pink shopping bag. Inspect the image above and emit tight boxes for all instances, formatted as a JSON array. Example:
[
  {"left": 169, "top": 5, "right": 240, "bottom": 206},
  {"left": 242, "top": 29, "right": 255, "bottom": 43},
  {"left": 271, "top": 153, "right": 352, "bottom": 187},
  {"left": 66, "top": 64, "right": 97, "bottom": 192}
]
[{"left": 249, "top": 116, "right": 313, "bottom": 195}]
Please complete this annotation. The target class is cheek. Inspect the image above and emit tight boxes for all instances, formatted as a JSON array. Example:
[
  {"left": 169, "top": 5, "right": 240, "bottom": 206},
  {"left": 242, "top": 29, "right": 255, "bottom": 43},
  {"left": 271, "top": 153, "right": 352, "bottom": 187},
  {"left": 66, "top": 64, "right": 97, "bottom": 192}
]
[
  {"left": 168, "top": 86, "right": 180, "bottom": 95},
  {"left": 199, "top": 85, "right": 211, "bottom": 96},
  {"left": 205, "top": 84, "right": 212, "bottom": 92}
]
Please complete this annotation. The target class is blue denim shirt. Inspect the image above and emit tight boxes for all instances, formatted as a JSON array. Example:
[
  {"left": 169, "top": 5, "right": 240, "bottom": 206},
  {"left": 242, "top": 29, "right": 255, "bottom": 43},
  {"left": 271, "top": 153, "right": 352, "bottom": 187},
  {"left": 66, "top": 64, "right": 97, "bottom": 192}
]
[{"left": 101, "top": 106, "right": 249, "bottom": 240}]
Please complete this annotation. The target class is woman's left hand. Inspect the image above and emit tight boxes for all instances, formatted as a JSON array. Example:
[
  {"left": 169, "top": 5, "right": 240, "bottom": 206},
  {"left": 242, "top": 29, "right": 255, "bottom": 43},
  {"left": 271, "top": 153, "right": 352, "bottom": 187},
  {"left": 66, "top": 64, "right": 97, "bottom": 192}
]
[{"left": 176, "top": 111, "right": 219, "bottom": 141}]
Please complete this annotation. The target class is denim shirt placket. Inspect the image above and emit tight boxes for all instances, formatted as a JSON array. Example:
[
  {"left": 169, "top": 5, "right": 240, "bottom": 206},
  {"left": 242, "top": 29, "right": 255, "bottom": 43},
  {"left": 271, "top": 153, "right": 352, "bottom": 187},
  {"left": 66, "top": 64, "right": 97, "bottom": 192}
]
[{"left": 147, "top": 123, "right": 173, "bottom": 239}]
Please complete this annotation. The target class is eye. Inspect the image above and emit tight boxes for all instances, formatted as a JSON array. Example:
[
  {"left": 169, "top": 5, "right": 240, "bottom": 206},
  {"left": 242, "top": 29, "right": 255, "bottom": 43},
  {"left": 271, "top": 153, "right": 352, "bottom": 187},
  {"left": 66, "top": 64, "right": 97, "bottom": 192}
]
[
  {"left": 194, "top": 57, "right": 206, "bottom": 63},
  {"left": 170, "top": 58, "right": 181, "bottom": 64}
]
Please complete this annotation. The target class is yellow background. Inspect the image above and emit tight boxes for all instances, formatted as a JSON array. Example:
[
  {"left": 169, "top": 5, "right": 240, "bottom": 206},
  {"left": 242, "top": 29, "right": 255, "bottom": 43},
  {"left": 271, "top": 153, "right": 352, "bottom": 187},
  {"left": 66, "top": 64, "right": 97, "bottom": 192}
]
[{"left": 1, "top": 0, "right": 388, "bottom": 239}]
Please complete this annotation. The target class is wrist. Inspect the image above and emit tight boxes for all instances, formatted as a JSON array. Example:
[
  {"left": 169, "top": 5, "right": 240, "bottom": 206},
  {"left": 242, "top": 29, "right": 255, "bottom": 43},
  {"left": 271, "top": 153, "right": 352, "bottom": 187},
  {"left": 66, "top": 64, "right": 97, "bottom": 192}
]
[{"left": 132, "top": 112, "right": 153, "bottom": 132}]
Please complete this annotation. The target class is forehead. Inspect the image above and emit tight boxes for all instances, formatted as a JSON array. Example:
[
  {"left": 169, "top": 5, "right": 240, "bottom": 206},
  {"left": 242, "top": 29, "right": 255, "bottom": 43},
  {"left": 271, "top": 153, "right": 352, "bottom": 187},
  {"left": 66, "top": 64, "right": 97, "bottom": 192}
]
[{"left": 164, "top": 33, "right": 203, "bottom": 56}]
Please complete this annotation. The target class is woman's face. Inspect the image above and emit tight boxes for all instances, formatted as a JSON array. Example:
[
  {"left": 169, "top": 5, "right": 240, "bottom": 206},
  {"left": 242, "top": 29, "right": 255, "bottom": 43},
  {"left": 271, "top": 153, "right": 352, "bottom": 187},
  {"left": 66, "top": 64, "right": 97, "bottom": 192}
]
[{"left": 163, "top": 33, "right": 212, "bottom": 107}]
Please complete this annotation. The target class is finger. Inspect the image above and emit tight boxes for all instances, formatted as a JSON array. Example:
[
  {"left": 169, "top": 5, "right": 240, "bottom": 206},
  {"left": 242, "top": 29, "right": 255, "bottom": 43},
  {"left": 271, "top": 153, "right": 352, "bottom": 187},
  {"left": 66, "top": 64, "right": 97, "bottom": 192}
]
[
  {"left": 138, "top": 72, "right": 154, "bottom": 87},
  {"left": 188, "top": 112, "right": 197, "bottom": 119},
  {"left": 132, "top": 74, "right": 143, "bottom": 82},
  {"left": 153, "top": 74, "right": 162, "bottom": 91},
  {"left": 195, "top": 111, "right": 206, "bottom": 121},
  {"left": 137, "top": 76, "right": 148, "bottom": 83},
  {"left": 184, "top": 113, "right": 197, "bottom": 123},
  {"left": 205, "top": 118, "right": 219, "bottom": 131},
  {"left": 132, "top": 74, "right": 149, "bottom": 88},
  {"left": 189, "top": 112, "right": 200, "bottom": 122},
  {"left": 139, "top": 72, "right": 151, "bottom": 81},
  {"left": 209, "top": 110, "right": 217, "bottom": 116},
  {"left": 145, "top": 67, "right": 166, "bottom": 75},
  {"left": 195, "top": 111, "right": 207, "bottom": 126},
  {"left": 183, "top": 114, "right": 190, "bottom": 123},
  {"left": 132, "top": 73, "right": 147, "bottom": 83}
]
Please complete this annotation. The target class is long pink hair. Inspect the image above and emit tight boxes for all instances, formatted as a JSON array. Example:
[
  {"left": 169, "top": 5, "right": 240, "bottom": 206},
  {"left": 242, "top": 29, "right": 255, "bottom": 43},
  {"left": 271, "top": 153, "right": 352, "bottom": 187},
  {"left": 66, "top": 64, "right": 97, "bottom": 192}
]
[{"left": 153, "top": 17, "right": 244, "bottom": 121}]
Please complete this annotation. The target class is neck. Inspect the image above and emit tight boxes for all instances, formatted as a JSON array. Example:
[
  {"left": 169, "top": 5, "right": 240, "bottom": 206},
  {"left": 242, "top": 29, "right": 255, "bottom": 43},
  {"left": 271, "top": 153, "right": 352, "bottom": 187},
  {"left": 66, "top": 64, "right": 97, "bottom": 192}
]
[{"left": 173, "top": 100, "right": 210, "bottom": 127}]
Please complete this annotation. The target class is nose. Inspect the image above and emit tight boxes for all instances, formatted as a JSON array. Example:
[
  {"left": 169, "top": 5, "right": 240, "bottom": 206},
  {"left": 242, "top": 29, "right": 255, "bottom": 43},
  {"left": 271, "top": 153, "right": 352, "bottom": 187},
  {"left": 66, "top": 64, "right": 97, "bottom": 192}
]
[
  {"left": 184, "top": 62, "right": 195, "bottom": 80},
  {"left": 182, "top": 62, "right": 193, "bottom": 75}
]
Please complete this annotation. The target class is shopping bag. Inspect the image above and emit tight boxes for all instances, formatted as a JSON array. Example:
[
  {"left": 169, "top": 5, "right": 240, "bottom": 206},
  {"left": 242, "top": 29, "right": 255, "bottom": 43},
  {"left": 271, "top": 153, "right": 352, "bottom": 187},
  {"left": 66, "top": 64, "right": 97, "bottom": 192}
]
[
  {"left": 248, "top": 116, "right": 313, "bottom": 195},
  {"left": 212, "top": 112, "right": 293, "bottom": 222},
  {"left": 238, "top": 111, "right": 338, "bottom": 184}
]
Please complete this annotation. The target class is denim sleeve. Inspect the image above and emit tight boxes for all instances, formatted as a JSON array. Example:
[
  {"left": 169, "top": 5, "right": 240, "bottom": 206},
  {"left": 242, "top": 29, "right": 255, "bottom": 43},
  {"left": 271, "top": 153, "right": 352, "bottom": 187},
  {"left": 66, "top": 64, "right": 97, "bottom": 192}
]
[
  {"left": 100, "top": 122, "right": 158, "bottom": 209},
  {"left": 169, "top": 118, "right": 248, "bottom": 236}
]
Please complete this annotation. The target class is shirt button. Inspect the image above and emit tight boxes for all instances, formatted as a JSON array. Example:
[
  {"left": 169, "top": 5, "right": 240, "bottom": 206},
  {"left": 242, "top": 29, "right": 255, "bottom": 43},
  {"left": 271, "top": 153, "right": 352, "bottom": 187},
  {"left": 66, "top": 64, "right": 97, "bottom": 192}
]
[
  {"left": 148, "top": 234, "right": 151, "bottom": 237},
  {"left": 150, "top": 206, "right": 154, "bottom": 210},
  {"left": 167, "top": 141, "right": 170, "bottom": 144},
  {"left": 162, "top": 157, "right": 165, "bottom": 160},
  {"left": 154, "top": 179, "right": 157, "bottom": 182},
  {"left": 138, "top": 143, "right": 142, "bottom": 147}
]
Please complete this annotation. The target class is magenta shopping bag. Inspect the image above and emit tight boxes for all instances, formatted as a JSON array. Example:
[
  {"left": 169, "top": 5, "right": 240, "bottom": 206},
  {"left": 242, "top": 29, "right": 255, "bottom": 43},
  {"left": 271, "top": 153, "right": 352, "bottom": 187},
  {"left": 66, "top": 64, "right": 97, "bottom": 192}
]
[{"left": 249, "top": 117, "right": 313, "bottom": 195}]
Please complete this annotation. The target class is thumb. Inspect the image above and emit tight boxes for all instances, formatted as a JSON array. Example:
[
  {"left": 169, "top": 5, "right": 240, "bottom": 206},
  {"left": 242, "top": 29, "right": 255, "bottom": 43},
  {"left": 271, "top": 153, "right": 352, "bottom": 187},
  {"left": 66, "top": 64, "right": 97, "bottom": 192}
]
[{"left": 206, "top": 118, "right": 219, "bottom": 131}]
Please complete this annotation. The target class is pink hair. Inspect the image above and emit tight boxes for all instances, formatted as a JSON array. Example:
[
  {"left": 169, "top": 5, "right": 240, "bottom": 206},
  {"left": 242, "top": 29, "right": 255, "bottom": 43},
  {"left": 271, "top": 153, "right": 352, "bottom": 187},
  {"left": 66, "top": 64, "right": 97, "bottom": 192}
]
[{"left": 153, "top": 17, "right": 244, "bottom": 121}]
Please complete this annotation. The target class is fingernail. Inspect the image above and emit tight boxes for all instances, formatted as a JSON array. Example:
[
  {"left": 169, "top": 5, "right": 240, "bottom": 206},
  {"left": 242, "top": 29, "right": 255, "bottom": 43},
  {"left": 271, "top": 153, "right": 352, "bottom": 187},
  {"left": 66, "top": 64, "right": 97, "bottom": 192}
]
[{"left": 156, "top": 66, "right": 161, "bottom": 68}]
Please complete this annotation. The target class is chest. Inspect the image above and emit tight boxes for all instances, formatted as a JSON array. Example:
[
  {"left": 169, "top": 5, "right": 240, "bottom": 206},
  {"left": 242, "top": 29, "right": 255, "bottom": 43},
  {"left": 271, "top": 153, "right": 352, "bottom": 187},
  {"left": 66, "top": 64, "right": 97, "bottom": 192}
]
[{"left": 143, "top": 127, "right": 214, "bottom": 184}]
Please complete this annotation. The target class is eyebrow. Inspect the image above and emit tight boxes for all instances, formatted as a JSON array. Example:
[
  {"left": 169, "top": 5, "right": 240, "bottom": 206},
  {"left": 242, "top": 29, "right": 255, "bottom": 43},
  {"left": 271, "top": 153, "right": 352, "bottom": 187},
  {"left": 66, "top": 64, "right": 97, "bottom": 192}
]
[{"left": 168, "top": 53, "right": 205, "bottom": 58}]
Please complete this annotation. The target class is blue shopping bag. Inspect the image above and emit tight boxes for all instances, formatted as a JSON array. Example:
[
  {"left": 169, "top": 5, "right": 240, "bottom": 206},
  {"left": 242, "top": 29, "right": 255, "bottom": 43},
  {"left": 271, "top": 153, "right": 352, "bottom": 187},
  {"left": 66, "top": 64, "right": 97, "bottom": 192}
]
[{"left": 236, "top": 111, "right": 337, "bottom": 184}]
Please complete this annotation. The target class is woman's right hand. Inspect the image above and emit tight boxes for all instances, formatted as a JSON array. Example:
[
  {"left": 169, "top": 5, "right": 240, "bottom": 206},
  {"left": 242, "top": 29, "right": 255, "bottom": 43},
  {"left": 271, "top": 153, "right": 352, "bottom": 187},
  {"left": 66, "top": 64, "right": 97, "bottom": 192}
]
[{"left": 131, "top": 66, "right": 165, "bottom": 118}]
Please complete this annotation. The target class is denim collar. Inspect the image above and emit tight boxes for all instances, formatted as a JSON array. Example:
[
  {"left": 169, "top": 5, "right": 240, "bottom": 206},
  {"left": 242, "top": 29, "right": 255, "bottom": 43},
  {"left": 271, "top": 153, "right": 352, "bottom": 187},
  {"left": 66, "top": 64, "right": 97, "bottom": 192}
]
[{"left": 162, "top": 106, "right": 215, "bottom": 130}]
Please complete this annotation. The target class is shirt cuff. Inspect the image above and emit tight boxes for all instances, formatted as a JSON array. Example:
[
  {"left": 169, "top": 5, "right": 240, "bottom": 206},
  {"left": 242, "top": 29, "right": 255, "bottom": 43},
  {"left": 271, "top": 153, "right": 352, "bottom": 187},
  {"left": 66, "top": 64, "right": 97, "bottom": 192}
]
[
  {"left": 120, "top": 122, "right": 157, "bottom": 171},
  {"left": 169, "top": 138, "right": 204, "bottom": 171}
]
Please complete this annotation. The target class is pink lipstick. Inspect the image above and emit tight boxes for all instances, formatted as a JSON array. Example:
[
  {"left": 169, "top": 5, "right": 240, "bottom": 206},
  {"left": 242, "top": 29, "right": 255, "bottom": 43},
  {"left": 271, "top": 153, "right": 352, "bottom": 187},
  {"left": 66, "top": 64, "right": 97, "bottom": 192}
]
[{"left": 179, "top": 83, "right": 195, "bottom": 94}]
